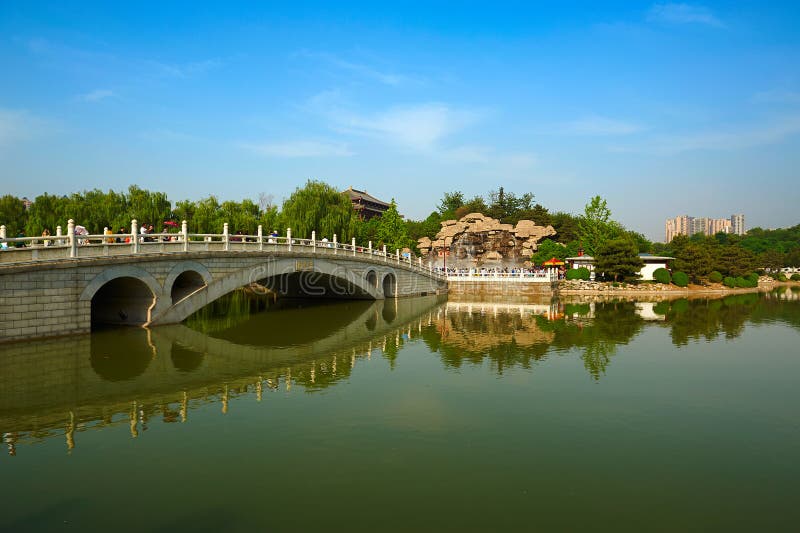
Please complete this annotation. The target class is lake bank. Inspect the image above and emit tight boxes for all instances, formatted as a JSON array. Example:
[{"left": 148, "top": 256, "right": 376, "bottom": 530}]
[{"left": 557, "top": 278, "right": 799, "bottom": 297}]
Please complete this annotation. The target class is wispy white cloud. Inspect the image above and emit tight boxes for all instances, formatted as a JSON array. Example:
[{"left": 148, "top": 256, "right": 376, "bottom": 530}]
[
  {"left": 0, "top": 108, "right": 48, "bottom": 147},
  {"left": 611, "top": 115, "right": 800, "bottom": 154},
  {"left": 560, "top": 115, "right": 644, "bottom": 135},
  {"left": 753, "top": 89, "right": 800, "bottom": 105},
  {"left": 443, "top": 145, "right": 537, "bottom": 170},
  {"left": 295, "top": 51, "right": 415, "bottom": 86},
  {"left": 139, "top": 128, "right": 202, "bottom": 143},
  {"left": 334, "top": 104, "right": 479, "bottom": 149},
  {"left": 143, "top": 58, "right": 222, "bottom": 78},
  {"left": 26, "top": 37, "right": 221, "bottom": 81},
  {"left": 242, "top": 140, "right": 354, "bottom": 158},
  {"left": 77, "top": 89, "right": 114, "bottom": 102},
  {"left": 305, "top": 92, "right": 481, "bottom": 150},
  {"left": 647, "top": 3, "right": 725, "bottom": 27},
  {"left": 443, "top": 145, "right": 492, "bottom": 164}
]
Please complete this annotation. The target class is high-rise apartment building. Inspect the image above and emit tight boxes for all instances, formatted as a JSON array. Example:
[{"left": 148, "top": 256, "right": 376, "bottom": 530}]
[
  {"left": 664, "top": 213, "right": 742, "bottom": 242},
  {"left": 731, "top": 214, "right": 745, "bottom": 236},
  {"left": 665, "top": 215, "right": 692, "bottom": 242}
]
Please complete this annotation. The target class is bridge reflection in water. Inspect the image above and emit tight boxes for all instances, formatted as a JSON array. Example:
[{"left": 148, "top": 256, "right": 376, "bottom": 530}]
[{"left": 2, "top": 288, "right": 798, "bottom": 455}]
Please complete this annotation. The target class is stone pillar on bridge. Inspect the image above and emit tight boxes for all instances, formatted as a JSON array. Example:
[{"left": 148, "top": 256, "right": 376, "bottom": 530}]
[
  {"left": 0, "top": 225, "right": 5, "bottom": 240},
  {"left": 333, "top": 234, "right": 337, "bottom": 255},
  {"left": 396, "top": 249, "right": 400, "bottom": 264},
  {"left": 223, "top": 223, "right": 229, "bottom": 251},
  {"left": 56, "top": 225, "right": 62, "bottom": 246},
  {"left": 352, "top": 237, "right": 356, "bottom": 256},
  {"left": 383, "top": 244, "right": 387, "bottom": 261},
  {"left": 311, "top": 231, "right": 316, "bottom": 252},
  {"left": 287, "top": 228, "right": 292, "bottom": 251},
  {"left": 131, "top": 219, "right": 139, "bottom": 253},
  {"left": 368, "top": 241, "right": 372, "bottom": 255},
  {"left": 258, "top": 225, "right": 263, "bottom": 251},
  {"left": 182, "top": 220, "right": 189, "bottom": 252},
  {"left": 68, "top": 219, "right": 76, "bottom": 258}
]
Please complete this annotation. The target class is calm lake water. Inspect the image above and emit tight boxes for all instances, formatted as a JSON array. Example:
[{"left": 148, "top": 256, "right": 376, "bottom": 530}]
[{"left": 2, "top": 289, "right": 800, "bottom": 531}]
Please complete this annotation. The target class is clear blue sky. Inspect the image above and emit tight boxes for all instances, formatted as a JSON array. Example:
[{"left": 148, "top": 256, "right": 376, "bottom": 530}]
[{"left": 2, "top": 1, "right": 799, "bottom": 240}]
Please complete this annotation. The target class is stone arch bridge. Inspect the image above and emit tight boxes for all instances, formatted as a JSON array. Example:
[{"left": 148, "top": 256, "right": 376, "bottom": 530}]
[{"left": 0, "top": 245, "right": 446, "bottom": 343}]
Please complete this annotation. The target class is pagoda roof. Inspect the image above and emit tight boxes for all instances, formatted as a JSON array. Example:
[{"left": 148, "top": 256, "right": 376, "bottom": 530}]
[{"left": 344, "top": 187, "right": 390, "bottom": 207}]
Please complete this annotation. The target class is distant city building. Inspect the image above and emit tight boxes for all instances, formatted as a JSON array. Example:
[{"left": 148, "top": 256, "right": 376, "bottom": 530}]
[
  {"left": 344, "top": 187, "right": 390, "bottom": 220},
  {"left": 664, "top": 213, "right": 742, "bottom": 242},
  {"left": 731, "top": 213, "right": 745, "bottom": 236},
  {"left": 665, "top": 215, "right": 692, "bottom": 243}
]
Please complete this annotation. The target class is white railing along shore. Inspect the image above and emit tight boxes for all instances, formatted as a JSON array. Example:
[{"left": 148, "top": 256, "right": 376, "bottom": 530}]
[
  {"left": 0, "top": 219, "right": 445, "bottom": 279},
  {"left": 445, "top": 270, "right": 558, "bottom": 283}
]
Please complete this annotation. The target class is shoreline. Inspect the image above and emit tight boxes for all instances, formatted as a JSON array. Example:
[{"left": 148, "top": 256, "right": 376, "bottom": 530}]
[{"left": 557, "top": 279, "right": 798, "bottom": 297}]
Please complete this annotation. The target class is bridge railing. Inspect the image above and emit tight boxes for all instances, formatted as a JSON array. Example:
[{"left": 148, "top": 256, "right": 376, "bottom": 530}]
[{"left": 0, "top": 220, "right": 446, "bottom": 279}]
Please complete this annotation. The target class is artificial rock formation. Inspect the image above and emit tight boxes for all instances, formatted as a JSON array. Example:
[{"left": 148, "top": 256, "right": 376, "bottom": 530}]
[{"left": 418, "top": 213, "right": 556, "bottom": 264}]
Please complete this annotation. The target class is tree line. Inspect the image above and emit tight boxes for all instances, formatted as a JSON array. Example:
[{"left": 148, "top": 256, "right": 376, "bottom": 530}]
[
  {"left": 0, "top": 181, "right": 413, "bottom": 252},
  {"left": 2, "top": 182, "right": 798, "bottom": 276}
]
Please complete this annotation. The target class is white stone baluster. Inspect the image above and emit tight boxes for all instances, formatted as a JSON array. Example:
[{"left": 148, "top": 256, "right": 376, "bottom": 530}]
[
  {"left": 287, "top": 228, "right": 292, "bottom": 252},
  {"left": 383, "top": 244, "right": 387, "bottom": 262},
  {"left": 68, "top": 219, "right": 76, "bottom": 258},
  {"left": 182, "top": 220, "right": 189, "bottom": 252},
  {"left": 258, "top": 225, "right": 263, "bottom": 251},
  {"left": 223, "top": 223, "right": 229, "bottom": 251},
  {"left": 311, "top": 230, "right": 316, "bottom": 253},
  {"left": 56, "top": 225, "right": 62, "bottom": 246},
  {"left": 131, "top": 219, "right": 139, "bottom": 253},
  {"left": 352, "top": 237, "right": 356, "bottom": 256},
  {"left": 333, "top": 234, "right": 337, "bottom": 255}
]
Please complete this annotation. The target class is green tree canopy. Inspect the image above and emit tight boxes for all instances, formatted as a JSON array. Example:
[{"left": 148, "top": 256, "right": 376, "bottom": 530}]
[
  {"left": 595, "top": 237, "right": 644, "bottom": 282},
  {"left": 578, "top": 195, "right": 618, "bottom": 256},
  {"left": 673, "top": 243, "right": 713, "bottom": 283},
  {"left": 281, "top": 180, "right": 358, "bottom": 241},
  {"left": 376, "top": 200, "right": 413, "bottom": 251},
  {"left": 0, "top": 195, "right": 28, "bottom": 236}
]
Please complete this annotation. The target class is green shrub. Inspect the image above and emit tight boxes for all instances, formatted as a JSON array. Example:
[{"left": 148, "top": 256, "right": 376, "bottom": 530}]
[
  {"left": 791, "top": 273, "right": 800, "bottom": 281},
  {"left": 778, "top": 273, "right": 788, "bottom": 282},
  {"left": 723, "top": 276, "right": 736, "bottom": 288},
  {"left": 653, "top": 267, "right": 671, "bottom": 284},
  {"left": 734, "top": 277, "right": 748, "bottom": 288},
  {"left": 565, "top": 267, "right": 591, "bottom": 281},
  {"left": 745, "top": 272, "right": 759, "bottom": 284},
  {"left": 672, "top": 271, "right": 689, "bottom": 287},
  {"left": 708, "top": 271, "right": 723, "bottom": 283}
]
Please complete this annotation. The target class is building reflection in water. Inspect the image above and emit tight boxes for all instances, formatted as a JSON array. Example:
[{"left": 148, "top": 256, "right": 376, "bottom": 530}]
[{"left": 1, "top": 290, "right": 798, "bottom": 454}]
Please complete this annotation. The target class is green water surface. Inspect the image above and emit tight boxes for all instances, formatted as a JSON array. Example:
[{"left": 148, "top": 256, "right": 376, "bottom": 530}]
[{"left": 1, "top": 289, "right": 799, "bottom": 531}]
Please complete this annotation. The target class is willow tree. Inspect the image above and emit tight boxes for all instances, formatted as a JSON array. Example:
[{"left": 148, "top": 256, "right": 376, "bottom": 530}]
[{"left": 281, "top": 180, "right": 358, "bottom": 241}]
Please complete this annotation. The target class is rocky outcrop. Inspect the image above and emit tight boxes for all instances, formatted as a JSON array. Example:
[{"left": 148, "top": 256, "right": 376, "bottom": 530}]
[{"left": 418, "top": 213, "right": 556, "bottom": 264}]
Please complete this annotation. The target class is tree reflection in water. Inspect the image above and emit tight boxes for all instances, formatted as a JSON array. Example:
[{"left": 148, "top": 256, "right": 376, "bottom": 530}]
[
  {"left": 425, "top": 300, "right": 644, "bottom": 380},
  {"left": 2, "top": 290, "right": 799, "bottom": 454}
]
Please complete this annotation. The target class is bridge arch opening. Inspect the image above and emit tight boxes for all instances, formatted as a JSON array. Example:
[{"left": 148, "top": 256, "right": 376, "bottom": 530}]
[
  {"left": 171, "top": 270, "right": 206, "bottom": 303},
  {"left": 382, "top": 273, "right": 397, "bottom": 298},
  {"left": 366, "top": 269, "right": 378, "bottom": 288},
  {"left": 91, "top": 276, "right": 155, "bottom": 329},
  {"left": 261, "top": 271, "right": 374, "bottom": 300}
]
